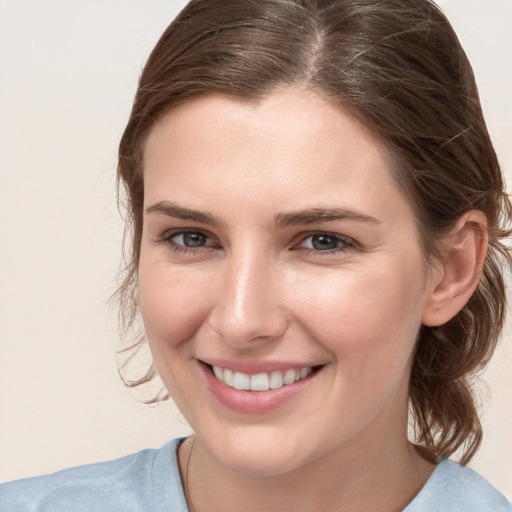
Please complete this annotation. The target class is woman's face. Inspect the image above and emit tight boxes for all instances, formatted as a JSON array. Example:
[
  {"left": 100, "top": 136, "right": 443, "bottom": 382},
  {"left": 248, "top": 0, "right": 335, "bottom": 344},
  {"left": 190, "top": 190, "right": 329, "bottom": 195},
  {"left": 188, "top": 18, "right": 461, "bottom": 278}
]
[{"left": 138, "top": 88, "right": 438, "bottom": 476}]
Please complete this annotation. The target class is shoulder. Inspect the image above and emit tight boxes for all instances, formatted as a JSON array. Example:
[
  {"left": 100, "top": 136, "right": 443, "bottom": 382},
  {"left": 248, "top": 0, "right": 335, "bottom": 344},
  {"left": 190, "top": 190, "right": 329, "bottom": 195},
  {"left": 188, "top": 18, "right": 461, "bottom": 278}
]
[
  {"left": 405, "top": 459, "right": 511, "bottom": 512},
  {"left": 0, "top": 438, "right": 189, "bottom": 512}
]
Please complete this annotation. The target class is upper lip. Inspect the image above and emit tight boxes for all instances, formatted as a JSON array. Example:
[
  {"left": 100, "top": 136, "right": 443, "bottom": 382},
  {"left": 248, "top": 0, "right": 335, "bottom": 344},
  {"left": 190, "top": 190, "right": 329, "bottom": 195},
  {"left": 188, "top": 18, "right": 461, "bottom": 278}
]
[{"left": 198, "top": 358, "right": 322, "bottom": 374}]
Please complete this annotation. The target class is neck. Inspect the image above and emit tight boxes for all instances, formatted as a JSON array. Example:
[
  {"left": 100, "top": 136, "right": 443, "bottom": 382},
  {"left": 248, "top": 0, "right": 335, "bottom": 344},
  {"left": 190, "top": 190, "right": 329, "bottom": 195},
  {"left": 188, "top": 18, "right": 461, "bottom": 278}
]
[{"left": 179, "top": 424, "right": 435, "bottom": 512}]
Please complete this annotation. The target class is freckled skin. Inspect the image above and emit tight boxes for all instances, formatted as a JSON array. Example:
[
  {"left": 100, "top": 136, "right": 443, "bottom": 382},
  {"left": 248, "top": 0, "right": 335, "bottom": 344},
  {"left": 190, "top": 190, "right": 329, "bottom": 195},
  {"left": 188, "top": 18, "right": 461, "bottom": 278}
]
[{"left": 138, "top": 88, "right": 439, "bottom": 509}]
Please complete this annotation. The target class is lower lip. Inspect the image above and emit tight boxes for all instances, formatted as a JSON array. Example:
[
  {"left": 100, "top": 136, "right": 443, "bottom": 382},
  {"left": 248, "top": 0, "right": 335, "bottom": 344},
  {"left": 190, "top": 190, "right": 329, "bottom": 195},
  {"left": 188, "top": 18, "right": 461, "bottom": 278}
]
[{"left": 199, "top": 362, "right": 320, "bottom": 414}]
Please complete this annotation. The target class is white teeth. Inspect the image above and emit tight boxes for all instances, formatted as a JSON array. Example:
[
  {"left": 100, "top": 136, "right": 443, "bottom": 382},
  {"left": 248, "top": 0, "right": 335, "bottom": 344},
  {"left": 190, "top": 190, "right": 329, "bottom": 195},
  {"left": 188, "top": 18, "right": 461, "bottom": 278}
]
[
  {"left": 211, "top": 365, "right": 314, "bottom": 391},
  {"left": 269, "top": 371, "right": 284, "bottom": 389},
  {"left": 283, "top": 369, "right": 296, "bottom": 385},
  {"left": 250, "top": 372, "right": 270, "bottom": 391},
  {"left": 213, "top": 366, "right": 223, "bottom": 380},
  {"left": 224, "top": 368, "right": 234, "bottom": 387},
  {"left": 233, "top": 372, "right": 250, "bottom": 390}
]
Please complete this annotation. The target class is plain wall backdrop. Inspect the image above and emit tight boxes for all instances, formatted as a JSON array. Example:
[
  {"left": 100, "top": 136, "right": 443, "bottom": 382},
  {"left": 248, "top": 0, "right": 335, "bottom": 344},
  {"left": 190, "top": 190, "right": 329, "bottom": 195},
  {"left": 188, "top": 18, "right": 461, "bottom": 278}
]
[{"left": 1, "top": 0, "right": 511, "bottom": 498}]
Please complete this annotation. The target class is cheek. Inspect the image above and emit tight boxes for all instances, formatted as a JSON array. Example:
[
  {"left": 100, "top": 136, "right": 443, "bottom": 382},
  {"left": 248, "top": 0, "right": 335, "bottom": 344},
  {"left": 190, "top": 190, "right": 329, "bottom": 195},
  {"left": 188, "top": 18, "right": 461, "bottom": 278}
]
[
  {"left": 292, "top": 262, "right": 426, "bottom": 371},
  {"left": 137, "top": 261, "right": 215, "bottom": 414},
  {"left": 292, "top": 264, "right": 427, "bottom": 432},
  {"left": 138, "top": 261, "right": 212, "bottom": 351}
]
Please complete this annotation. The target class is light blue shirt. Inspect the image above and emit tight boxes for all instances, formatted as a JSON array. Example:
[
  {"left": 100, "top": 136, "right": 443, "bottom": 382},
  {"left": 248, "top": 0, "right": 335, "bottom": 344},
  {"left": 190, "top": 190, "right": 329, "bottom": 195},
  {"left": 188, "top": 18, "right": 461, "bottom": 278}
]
[{"left": 1, "top": 438, "right": 510, "bottom": 511}]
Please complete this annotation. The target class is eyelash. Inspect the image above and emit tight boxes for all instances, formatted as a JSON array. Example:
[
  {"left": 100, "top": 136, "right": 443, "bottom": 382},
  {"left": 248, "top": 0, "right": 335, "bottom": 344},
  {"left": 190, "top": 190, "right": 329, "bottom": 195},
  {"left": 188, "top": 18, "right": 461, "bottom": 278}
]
[
  {"left": 157, "top": 230, "right": 356, "bottom": 257},
  {"left": 298, "top": 232, "right": 356, "bottom": 256},
  {"left": 157, "top": 230, "right": 218, "bottom": 254}
]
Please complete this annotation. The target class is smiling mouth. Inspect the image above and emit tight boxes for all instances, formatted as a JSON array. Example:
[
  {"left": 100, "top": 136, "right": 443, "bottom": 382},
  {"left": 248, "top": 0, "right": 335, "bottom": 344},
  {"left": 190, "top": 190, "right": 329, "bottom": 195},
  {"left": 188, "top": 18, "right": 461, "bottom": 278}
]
[{"left": 210, "top": 365, "right": 321, "bottom": 391}]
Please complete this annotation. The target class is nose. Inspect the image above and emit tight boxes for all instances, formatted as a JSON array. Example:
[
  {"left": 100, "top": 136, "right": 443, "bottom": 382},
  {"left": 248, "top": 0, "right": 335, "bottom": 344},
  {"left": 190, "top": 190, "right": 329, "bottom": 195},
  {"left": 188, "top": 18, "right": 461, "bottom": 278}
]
[{"left": 208, "top": 250, "right": 288, "bottom": 347}]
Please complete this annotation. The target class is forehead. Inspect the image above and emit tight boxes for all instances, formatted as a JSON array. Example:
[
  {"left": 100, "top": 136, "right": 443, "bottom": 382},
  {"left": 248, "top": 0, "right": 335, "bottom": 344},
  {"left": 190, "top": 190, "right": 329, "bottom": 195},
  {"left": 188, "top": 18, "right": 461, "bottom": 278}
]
[{"left": 142, "top": 88, "right": 413, "bottom": 225}]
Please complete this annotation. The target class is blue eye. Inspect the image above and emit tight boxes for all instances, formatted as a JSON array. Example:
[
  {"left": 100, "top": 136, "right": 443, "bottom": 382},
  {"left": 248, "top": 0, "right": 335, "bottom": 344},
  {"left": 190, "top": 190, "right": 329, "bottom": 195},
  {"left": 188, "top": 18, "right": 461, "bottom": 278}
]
[
  {"left": 171, "top": 231, "right": 209, "bottom": 248},
  {"left": 300, "top": 233, "right": 352, "bottom": 252}
]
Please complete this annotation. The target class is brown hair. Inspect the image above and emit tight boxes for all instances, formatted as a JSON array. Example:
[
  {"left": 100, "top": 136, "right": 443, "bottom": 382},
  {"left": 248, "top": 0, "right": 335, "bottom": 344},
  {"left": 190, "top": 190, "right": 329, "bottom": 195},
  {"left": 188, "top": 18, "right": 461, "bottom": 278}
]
[{"left": 116, "top": 0, "right": 511, "bottom": 464}]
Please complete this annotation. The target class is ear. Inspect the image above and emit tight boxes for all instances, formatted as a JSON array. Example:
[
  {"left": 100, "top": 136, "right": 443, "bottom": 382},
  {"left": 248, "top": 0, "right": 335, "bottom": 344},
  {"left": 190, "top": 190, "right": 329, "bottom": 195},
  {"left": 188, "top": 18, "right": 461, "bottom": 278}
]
[{"left": 422, "top": 211, "right": 488, "bottom": 327}]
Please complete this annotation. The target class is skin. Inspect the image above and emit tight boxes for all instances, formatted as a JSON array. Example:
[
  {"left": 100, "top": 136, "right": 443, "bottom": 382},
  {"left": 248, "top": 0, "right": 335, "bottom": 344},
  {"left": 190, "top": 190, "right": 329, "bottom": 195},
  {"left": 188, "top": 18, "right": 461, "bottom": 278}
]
[{"left": 138, "top": 88, "right": 484, "bottom": 511}]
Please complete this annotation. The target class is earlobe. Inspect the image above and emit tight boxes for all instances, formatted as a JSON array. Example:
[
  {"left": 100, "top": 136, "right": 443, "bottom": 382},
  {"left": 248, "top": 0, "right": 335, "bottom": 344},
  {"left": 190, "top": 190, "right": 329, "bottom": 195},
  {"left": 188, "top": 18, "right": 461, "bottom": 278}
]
[{"left": 422, "top": 211, "right": 488, "bottom": 327}]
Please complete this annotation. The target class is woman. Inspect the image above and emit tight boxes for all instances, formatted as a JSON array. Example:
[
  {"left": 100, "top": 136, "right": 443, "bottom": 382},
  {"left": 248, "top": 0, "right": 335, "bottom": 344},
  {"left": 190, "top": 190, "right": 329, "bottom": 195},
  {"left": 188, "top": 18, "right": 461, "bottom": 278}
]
[{"left": 1, "top": 0, "right": 510, "bottom": 510}]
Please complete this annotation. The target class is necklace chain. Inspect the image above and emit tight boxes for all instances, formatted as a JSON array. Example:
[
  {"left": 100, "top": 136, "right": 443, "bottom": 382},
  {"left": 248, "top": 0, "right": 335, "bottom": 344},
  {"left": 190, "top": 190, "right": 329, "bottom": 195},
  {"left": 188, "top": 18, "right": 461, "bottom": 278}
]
[{"left": 183, "top": 436, "right": 196, "bottom": 512}]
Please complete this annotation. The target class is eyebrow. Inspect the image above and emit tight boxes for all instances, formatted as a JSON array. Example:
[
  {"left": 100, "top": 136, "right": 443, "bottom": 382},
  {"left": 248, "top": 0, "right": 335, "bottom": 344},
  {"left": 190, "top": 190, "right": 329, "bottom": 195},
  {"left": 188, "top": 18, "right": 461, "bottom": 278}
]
[
  {"left": 275, "top": 207, "right": 380, "bottom": 228},
  {"left": 146, "top": 201, "right": 380, "bottom": 229},
  {"left": 145, "top": 201, "right": 226, "bottom": 228}
]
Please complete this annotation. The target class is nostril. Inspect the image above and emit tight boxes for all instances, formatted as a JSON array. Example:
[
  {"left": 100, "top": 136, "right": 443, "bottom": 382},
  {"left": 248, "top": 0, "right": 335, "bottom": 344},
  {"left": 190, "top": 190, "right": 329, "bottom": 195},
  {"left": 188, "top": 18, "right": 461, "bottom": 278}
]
[{"left": 208, "top": 312, "right": 288, "bottom": 346}]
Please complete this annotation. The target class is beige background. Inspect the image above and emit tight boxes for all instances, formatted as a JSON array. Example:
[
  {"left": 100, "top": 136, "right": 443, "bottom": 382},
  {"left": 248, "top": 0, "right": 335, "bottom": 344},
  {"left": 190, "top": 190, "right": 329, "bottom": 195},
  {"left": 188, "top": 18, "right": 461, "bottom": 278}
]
[{"left": 1, "top": 0, "right": 510, "bottom": 498}]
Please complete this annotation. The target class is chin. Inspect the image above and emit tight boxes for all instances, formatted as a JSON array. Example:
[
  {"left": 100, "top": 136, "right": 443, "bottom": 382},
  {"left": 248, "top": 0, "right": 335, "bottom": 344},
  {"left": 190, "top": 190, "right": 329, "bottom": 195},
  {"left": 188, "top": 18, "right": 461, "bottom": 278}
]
[
  {"left": 199, "top": 426, "right": 321, "bottom": 478},
  {"left": 217, "top": 448, "right": 305, "bottom": 478}
]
